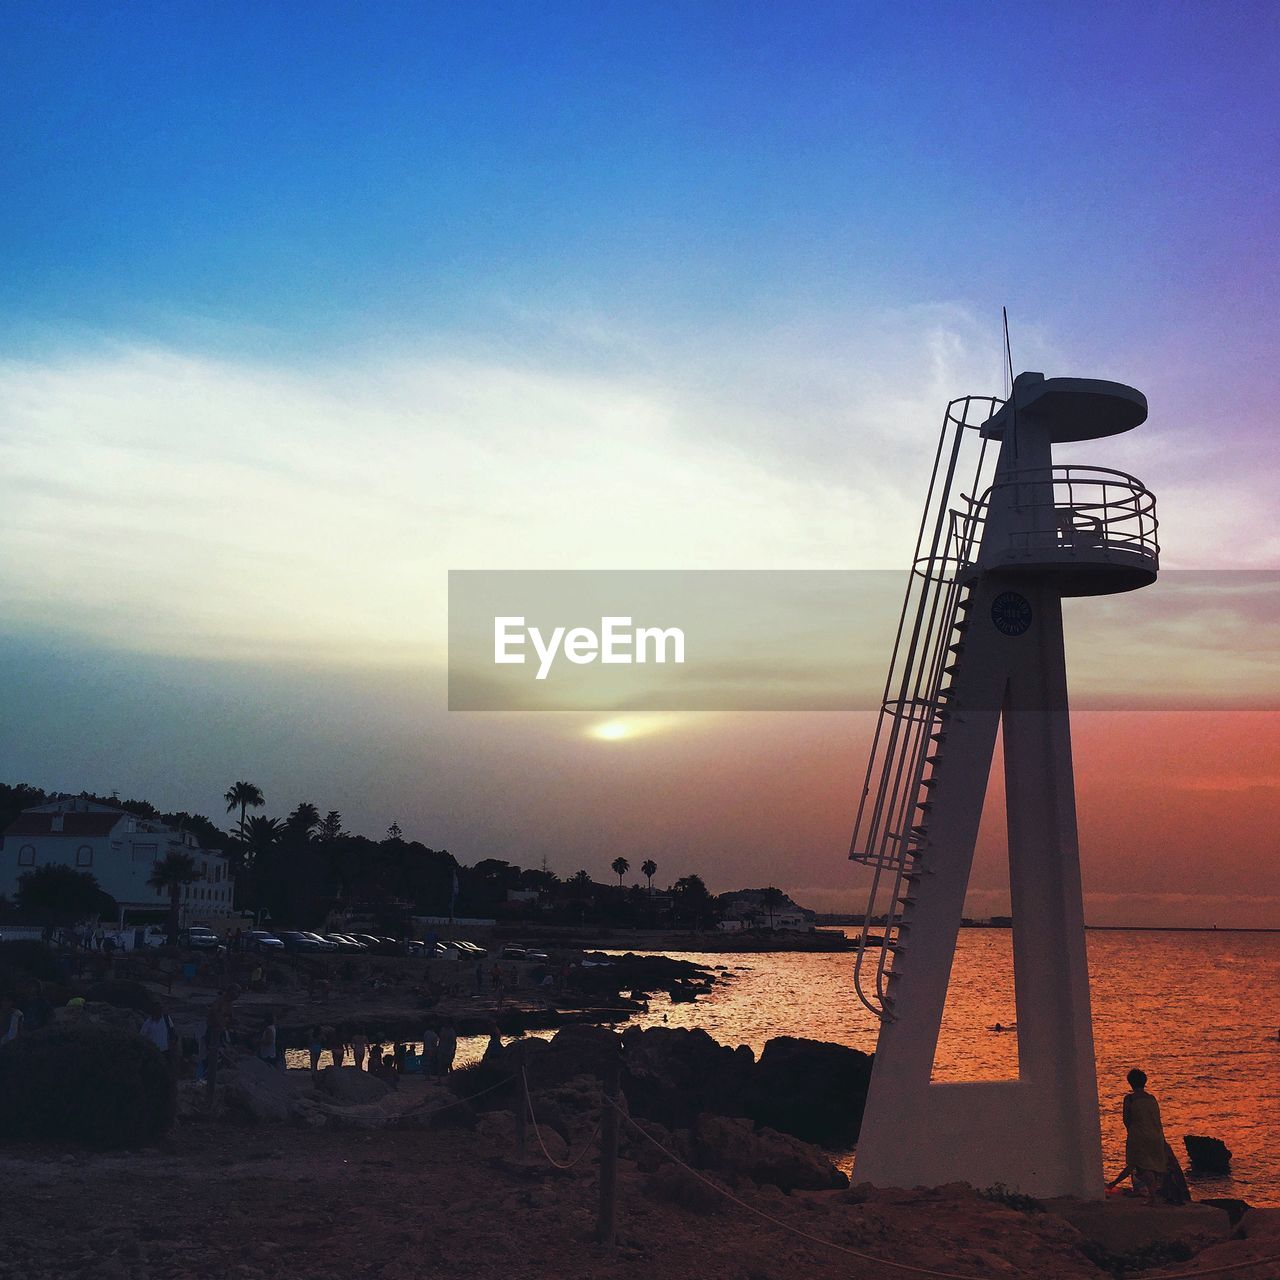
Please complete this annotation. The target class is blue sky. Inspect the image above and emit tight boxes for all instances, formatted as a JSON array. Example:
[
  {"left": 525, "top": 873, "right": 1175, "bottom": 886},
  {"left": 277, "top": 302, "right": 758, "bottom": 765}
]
[
  {"left": 3, "top": 1, "right": 1275, "bottom": 369},
  {"left": 1, "top": 2, "right": 1277, "bottom": 920}
]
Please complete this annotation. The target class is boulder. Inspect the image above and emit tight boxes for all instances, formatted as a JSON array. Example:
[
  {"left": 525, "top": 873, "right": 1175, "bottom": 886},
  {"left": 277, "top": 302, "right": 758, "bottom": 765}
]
[
  {"left": 747, "top": 1036, "right": 872, "bottom": 1145},
  {"left": 1184, "top": 1134, "right": 1232, "bottom": 1173},
  {"left": 1048, "top": 1198, "right": 1230, "bottom": 1256},
  {"left": 621, "top": 1026, "right": 755, "bottom": 1127},
  {"left": 224, "top": 1055, "right": 301, "bottom": 1123},
  {"left": 693, "top": 1114, "right": 847, "bottom": 1192},
  {"left": 318, "top": 1066, "right": 392, "bottom": 1106},
  {"left": 521, "top": 1025, "right": 621, "bottom": 1090}
]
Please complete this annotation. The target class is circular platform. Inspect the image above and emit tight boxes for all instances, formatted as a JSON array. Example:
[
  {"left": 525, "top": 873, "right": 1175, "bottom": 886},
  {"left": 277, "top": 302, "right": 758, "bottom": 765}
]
[{"left": 981, "top": 375, "right": 1148, "bottom": 443}]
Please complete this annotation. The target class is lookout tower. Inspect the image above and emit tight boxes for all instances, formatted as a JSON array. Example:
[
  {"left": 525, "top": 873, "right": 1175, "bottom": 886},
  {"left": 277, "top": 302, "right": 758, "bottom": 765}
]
[{"left": 849, "top": 372, "right": 1159, "bottom": 1198}]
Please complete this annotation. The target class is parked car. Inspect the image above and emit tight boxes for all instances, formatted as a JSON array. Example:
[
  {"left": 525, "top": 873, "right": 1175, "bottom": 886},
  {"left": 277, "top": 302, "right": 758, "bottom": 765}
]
[
  {"left": 300, "top": 931, "right": 338, "bottom": 952},
  {"left": 277, "top": 930, "right": 326, "bottom": 953},
  {"left": 325, "top": 933, "right": 366, "bottom": 953},
  {"left": 524, "top": 950, "right": 549, "bottom": 963},
  {"left": 350, "top": 933, "right": 400, "bottom": 956},
  {"left": 182, "top": 926, "right": 222, "bottom": 951},
  {"left": 246, "top": 929, "right": 285, "bottom": 952},
  {"left": 500, "top": 945, "right": 527, "bottom": 960},
  {"left": 452, "top": 939, "right": 488, "bottom": 958}
]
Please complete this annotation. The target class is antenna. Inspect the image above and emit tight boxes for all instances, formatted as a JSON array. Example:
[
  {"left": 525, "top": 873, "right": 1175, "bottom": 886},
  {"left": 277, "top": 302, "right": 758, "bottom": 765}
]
[{"left": 1002, "top": 306, "right": 1018, "bottom": 460}]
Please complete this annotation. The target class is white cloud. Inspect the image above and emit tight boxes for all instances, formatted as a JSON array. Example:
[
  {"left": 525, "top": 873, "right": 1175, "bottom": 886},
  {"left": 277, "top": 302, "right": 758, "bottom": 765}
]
[{"left": 0, "top": 306, "right": 1251, "bottom": 668}]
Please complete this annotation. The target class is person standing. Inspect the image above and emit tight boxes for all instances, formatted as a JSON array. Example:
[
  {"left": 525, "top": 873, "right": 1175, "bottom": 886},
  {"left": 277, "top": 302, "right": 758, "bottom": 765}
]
[
  {"left": 140, "top": 1000, "right": 177, "bottom": 1068},
  {"left": 1, "top": 995, "right": 23, "bottom": 1043},
  {"left": 307, "top": 1025, "right": 324, "bottom": 1078},
  {"left": 258, "top": 1012, "right": 278, "bottom": 1066},
  {"left": 205, "top": 987, "right": 236, "bottom": 1102},
  {"left": 328, "top": 1023, "right": 347, "bottom": 1069},
  {"left": 421, "top": 1024, "right": 439, "bottom": 1076},
  {"left": 436, "top": 1020, "right": 458, "bottom": 1075},
  {"left": 1123, "top": 1068, "right": 1169, "bottom": 1204},
  {"left": 352, "top": 1027, "right": 369, "bottom": 1071}
]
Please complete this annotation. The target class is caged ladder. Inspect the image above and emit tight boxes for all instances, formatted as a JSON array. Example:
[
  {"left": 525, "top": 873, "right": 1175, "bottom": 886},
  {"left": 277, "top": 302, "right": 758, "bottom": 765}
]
[{"left": 849, "top": 394, "right": 1002, "bottom": 1021}]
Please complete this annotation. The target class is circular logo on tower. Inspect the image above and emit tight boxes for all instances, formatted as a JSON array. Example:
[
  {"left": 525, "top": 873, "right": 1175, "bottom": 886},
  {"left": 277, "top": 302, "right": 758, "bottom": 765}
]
[{"left": 991, "top": 591, "right": 1032, "bottom": 636}]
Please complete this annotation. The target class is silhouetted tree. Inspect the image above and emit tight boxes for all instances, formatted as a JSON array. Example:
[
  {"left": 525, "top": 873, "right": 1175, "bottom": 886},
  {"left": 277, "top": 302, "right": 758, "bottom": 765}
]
[
  {"left": 762, "top": 885, "right": 784, "bottom": 930},
  {"left": 317, "top": 810, "right": 345, "bottom": 844},
  {"left": 147, "top": 851, "right": 197, "bottom": 945},
  {"left": 223, "top": 781, "right": 264, "bottom": 842},
  {"left": 385, "top": 822, "right": 403, "bottom": 842},
  {"left": 611, "top": 856, "right": 630, "bottom": 887},
  {"left": 283, "top": 802, "right": 321, "bottom": 850},
  {"left": 641, "top": 859, "right": 657, "bottom": 893},
  {"left": 672, "top": 874, "right": 714, "bottom": 930},
  {"left": 16, "top": 866, "right": 116, "bottom": 924}
]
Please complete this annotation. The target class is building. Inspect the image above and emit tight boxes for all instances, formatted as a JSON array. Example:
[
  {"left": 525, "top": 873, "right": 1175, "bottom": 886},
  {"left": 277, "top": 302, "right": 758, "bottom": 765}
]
[{"left": 0, "top": 798, "right": 235, "bottom": 923}]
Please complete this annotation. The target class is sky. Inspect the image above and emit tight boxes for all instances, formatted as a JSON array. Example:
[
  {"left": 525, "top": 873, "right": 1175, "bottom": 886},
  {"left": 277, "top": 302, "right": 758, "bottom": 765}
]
[{"left": 0, "top": 2, "right": 1277, "bottom": 925}]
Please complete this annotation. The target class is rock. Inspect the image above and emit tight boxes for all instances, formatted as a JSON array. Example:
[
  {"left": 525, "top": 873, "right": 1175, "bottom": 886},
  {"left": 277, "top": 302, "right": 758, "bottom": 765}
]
[
  {"left": 223, "top": 1055, "right": 300, "bottom": 1123},
  {"left": 646, "top": 1162, "right": 727, "bottom": 1214},
  {"left": 1201, "top": 1198, "right": 1251, "bottom": 1226},
  {"left": 317, "top": 1066, "right": 392, "bottom": 1106},
  {"left": 693, "top": 1114, "right": 847, "bottom": 1192},
  {"left": 1184, "top": 1134, "right": 1232, "bottom": 1173},
  {"left": 476, "top": 1110, "right": 516, "bottom": 1145},
  {"left": 1047, "top": 1198, "right": 1231, "bottom": 1255},
  {"left": 747, "top": 1036, "right": 872, "bottom": 1145},
  {"left": 622, "top": 1118, "right": 686, "bottom": 1173},
  {"left": 521, "top": 1025, "right": 621, "bottom": 1090},
  {"left": 621, "top": 1026, "right": 755, "bottom": 1127}
]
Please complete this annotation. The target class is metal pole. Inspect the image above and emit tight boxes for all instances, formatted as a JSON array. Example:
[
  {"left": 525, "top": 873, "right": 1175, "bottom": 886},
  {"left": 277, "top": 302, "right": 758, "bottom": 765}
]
[
  {"left": 514, "top": 1039, "right": 527, "bottom": 1162},
  {"left": 596, "top": 1043, "right": 621, "bottom": 1245}
]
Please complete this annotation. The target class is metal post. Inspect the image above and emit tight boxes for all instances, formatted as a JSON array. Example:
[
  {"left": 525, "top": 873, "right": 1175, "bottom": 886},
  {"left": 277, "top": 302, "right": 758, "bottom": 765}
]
[
  {"left": 596, "top": 1043, "right": 621, "bottom": 1245},
  {"left": 513, "top": 1039, "right": 527, "bottom": 1162}
]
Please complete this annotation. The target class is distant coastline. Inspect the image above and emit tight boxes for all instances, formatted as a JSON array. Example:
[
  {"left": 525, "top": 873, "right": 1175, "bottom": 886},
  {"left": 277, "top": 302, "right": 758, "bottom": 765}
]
[{"left": 813, "top": 917, "right": 1280, "bottom": 934}]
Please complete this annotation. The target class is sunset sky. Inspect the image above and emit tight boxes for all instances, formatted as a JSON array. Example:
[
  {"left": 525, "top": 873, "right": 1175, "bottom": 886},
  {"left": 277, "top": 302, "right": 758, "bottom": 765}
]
[{"left": 1, "top": 3, "right": 1276, "bottom": 925}]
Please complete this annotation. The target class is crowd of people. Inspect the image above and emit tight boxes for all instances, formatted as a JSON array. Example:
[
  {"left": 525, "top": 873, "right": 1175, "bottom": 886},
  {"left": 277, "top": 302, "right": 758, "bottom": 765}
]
[{"left": 302, "top": 1019, "right": 459, "bottom": 1081}]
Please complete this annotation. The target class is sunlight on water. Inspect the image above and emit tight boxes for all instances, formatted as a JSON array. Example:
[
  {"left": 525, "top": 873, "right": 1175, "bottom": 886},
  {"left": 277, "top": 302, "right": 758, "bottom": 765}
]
[{"left": 605, "top": 929, "right": 1280, "bottom": 1202}]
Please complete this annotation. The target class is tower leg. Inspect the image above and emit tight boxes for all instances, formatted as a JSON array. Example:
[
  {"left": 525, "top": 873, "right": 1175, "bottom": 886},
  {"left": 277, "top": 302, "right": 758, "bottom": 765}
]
[
  {"left": 1004, "top": 585, "right": 1104, "bottom": 1198},
  {"left": 854, "top": 578, "right": 1104, "bottom": 1197}
]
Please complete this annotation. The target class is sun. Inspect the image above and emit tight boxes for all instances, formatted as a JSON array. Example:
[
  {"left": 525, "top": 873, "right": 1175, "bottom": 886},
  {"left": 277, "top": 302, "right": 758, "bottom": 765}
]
[{"left": 589, "top": 719, "right": 630, "bottom": 741}]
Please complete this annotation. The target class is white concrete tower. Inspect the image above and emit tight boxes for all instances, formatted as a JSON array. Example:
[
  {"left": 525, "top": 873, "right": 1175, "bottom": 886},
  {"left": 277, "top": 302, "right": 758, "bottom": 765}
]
[{"left": 848, "top": 373, "right": 1159, "bottom": 1198}]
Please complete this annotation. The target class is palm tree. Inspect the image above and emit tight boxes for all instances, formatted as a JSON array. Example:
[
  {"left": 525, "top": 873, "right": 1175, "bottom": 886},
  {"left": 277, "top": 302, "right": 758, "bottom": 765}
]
[
  {"left": 762, "top": 885, "right": 784, "bottom": 930},
  {"left": 223, "top": 781, "right": 264, "bottom": 842},
  {"left": 243, "top": 815, "right": 282, "bottom": 868},
  {"left": 641, "top": 859, "right": 657, "bottom": 893},
  {"left": 284, "top": 801, "right": 320, "bottom": 849},
  {"left": 611, "top": 856, "right": 630, "bottom": 887},
  {"left": 147, "top": 851, "right": 197, "bottom": 946}
]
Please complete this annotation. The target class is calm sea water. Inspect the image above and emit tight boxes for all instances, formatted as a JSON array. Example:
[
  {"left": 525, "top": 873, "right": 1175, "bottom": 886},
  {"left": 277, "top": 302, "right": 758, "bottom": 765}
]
[{"left": 601, "top": 929, "right": 1280, "bottom": 1204}]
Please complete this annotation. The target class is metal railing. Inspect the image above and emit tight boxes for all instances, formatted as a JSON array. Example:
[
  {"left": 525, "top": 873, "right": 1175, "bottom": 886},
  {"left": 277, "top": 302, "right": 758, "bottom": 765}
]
[{"left": 952, "top": 465, "right": 1159, "bottom": 576}]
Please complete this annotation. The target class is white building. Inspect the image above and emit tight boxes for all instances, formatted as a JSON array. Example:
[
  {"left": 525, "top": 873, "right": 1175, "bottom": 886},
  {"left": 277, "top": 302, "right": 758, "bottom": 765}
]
[{"left": 0, "top": 798, "right": 234, "bottom": 922}]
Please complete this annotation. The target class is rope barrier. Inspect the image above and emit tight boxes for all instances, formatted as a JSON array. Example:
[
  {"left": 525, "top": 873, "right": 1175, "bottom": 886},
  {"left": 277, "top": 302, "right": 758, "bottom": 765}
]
[
  {"left": 521, "top": 1067, "right": 604, "bottom": 1171},
  {"left": 402, "top": 1072, "right": 516, "bottom": 1119},
  {"left": 612, "top": 1101, "right": 1280, "bottom": 1280}
]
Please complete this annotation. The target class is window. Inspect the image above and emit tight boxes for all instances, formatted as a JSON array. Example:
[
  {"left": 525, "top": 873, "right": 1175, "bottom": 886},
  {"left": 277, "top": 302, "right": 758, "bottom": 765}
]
[
  {"left": 18, "top": 844, "right": 35, "bottom": 867},
  {"left": 76, "top": 845, "right": 93, "bottom": 867}
]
